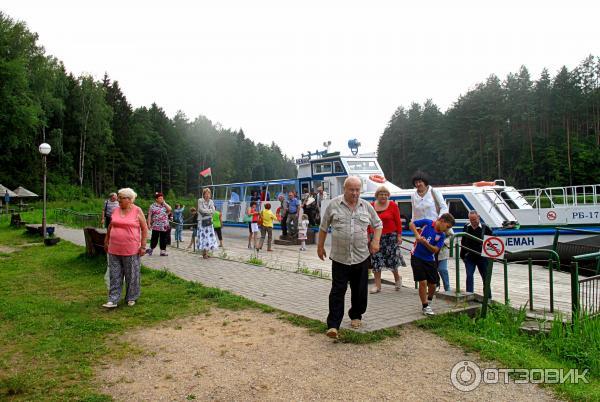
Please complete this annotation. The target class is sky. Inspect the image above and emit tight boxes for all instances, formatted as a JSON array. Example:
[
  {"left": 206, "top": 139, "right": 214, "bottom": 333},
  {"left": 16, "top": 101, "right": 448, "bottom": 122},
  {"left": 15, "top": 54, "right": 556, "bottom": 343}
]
[{"left": 2, "top": 1, "right": 599, "bottom": 158}]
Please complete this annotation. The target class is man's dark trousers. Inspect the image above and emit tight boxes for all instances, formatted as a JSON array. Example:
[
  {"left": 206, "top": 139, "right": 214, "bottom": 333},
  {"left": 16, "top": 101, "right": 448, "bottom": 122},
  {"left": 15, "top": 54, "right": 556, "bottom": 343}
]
[
  {"left": 327, "top": 258, "right": 369, "bottom": 329},
  {"left": 281, "top": 212, "right": 288, "bottom": 236},
  {"left": 464, "top": 254, "right": 489, "bottom": 293}
]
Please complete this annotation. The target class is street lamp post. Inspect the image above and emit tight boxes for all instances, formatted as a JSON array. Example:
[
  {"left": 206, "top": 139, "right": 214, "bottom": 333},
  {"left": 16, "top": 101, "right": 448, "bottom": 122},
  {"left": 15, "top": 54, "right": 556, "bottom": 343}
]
[{"left": 39, "top": 143, "right": 51, "bottom": 239}]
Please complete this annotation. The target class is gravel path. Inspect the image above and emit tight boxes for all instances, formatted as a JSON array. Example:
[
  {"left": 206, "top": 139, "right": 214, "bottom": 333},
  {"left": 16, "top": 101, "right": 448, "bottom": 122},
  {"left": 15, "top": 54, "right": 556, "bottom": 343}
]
[{"left": 97, "top": 308, "right": 561, "bottom": 401}]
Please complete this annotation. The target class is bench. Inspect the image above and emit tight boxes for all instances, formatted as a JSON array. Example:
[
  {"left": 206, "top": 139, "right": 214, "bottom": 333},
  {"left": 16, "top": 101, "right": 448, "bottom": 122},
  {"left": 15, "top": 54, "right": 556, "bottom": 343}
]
[
  {"left": 25, "top": 224, "right": 54, "bottom": 236},
  {"left": 83, "top": 227, "right": 107, "bottom": 256}
]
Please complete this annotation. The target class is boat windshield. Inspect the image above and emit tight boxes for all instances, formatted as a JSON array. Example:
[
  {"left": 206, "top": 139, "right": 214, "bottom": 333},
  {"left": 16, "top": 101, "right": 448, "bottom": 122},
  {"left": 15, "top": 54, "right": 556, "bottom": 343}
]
[{"left": 347, "top": 160, "right": 379, "bottom": 171}]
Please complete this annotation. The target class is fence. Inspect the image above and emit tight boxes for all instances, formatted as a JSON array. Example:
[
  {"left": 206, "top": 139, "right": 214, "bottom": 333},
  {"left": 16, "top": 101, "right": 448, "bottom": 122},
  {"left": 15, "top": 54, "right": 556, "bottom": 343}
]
[
  {"left": 54, "top": 209, "right": 102, "bottom": 228},
  {"left": 552, "top": 227, "right": 600, "bottom": 273},
  {"left": 571, "top": 251, "right": 600, "bottom": 319},
  {"left": 449, "top": 232, "right": 561, "bottom": 318}
]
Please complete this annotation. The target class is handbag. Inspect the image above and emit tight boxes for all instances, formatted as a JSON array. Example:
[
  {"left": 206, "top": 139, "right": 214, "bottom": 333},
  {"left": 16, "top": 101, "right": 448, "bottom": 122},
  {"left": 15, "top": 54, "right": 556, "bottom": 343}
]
[
  {"left": 243, "top": 214, "right": 252, "bottom": 223},
  {"left": 201, "top": 215, "right": 212, "bottom": 227}
]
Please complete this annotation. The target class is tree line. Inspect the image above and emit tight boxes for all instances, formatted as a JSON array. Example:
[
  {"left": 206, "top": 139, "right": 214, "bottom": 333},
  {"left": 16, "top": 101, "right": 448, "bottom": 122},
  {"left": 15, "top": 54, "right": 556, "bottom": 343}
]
[
  {"left": 378, "top": 57, "right": 600, "bottom": 189},
  {"left": 0, "top": 12, "right": 297, "bottom": 199}
]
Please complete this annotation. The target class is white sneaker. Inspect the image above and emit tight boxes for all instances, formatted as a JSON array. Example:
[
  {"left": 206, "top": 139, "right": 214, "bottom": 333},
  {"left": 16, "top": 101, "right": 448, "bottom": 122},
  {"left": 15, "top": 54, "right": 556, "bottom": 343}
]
[
  {"left": 127, "top": 300, "right": 136, "bottom": 306},
  {"left": 102, "top": 301, "right": 117, "bottom": 308},
  {"left": 395, "top": 278, "right": 402, "bottom": 291},
  {"left": 422, "top": 306, "right": 435, "bottom": 316}
]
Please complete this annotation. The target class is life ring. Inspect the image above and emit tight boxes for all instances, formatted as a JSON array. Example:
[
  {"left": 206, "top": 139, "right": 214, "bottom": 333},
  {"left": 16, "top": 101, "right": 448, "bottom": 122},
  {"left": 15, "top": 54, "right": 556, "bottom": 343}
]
[
  {"left": 473, "top": 181, "right": 495, "bottom": 187},
  {"left": 369, "top": 174, "right": 386, "bottom": 183},
  {"left": 276, "top": 207, "right": 282, "bottom": 221}
]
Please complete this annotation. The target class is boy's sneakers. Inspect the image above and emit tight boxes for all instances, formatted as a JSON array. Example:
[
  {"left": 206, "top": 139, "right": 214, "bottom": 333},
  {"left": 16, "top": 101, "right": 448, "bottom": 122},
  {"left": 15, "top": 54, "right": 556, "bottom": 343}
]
[
  {"left": 145, "top": 248, "right": 153, "bottom": 256},
  {"left": 350, "top": 319, "right": 362, "bottom": 329},
  {"left": 127, "top": 300, "right": 136, "bottom": 306},
  {"left": 160, "top": 250, "right": 168, "bottom": 256},
  {"left": 299, "top": 247, "right": 306, "bottom": 251},
  {"left": 422, "top": 305, "right": 435, "bottom": 316},
  {"left": 102, "top": 301, "right": 117, "bottom": 308}
]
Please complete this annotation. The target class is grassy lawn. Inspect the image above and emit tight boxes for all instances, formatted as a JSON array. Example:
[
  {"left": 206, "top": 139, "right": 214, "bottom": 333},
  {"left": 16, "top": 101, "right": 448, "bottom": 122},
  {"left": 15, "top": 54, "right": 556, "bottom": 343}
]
[
  {"left": 416, "top": 304, "right": 600, "bottom": 401},
  {"left": 0, "top": 225, "right": 397, "bottom": 400}
]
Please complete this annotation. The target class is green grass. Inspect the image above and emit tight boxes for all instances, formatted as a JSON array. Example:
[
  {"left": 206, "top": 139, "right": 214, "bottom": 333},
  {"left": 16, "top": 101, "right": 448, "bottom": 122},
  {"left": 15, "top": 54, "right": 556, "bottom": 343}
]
[
  {"left": 415, "top": 304, "right": 600, "bottom": 401},
  {"left": 0, "top": 224, "right": 397, "bottom": 400}
]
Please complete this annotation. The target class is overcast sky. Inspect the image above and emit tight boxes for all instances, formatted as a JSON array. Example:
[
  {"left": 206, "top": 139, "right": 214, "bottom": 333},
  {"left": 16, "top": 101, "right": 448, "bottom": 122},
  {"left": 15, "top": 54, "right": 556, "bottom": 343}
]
[{"left": 3, "top": 1, "right": 599, "bottom": 158}]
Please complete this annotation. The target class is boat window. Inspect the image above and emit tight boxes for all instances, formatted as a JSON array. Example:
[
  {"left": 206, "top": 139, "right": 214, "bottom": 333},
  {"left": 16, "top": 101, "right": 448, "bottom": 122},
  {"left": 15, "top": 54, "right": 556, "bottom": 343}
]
[
  {"left": 396, "top": 201, "right": 412, "bottom": 230},
  {"left": 447, "top": 199, "right": 469, "bottom": 220},
  {"left": 347, "top": 160, "right": 379, "bottom": 171},
  {"left": 334, "top": 161, "right": 344, "bottom": 173},
  {"left": 313, "top": 162, "right": 332, "bottom": 174},
  {"left": 494, "top": 189, "right": 519, "bottom": 209}
]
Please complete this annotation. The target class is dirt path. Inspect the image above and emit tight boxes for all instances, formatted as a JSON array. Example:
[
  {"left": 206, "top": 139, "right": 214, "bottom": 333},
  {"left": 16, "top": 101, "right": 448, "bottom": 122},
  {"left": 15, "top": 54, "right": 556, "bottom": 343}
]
[{"left": 97, "top": 309, "right": 560, "bottom": 401}]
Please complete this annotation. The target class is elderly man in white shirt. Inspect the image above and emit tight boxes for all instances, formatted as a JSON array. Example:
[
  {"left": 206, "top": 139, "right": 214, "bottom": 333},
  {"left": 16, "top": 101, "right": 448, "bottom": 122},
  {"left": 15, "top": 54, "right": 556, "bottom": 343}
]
[{"left": 318, "top": 176, "right": 382, "bottom": 339}]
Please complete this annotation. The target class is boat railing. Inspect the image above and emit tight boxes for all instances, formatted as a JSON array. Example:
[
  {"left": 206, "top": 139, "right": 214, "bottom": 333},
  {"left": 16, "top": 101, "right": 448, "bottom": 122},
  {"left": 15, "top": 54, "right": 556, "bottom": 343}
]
[
  {"left": 479, "top": 189, "right": 514, "bottom": 222},
  {"left": 571, "top": 251, "right": 600, "bottom": 319},
  {"left": 515, "top": 184, "right": 600, "bottom": 209}
]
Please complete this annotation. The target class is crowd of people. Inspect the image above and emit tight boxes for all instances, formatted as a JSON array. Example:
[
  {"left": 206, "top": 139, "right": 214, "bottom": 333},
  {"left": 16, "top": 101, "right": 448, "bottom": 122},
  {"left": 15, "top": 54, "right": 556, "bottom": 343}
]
[{"left": 100, "top": 176, "right": 493, "bottom": 341}]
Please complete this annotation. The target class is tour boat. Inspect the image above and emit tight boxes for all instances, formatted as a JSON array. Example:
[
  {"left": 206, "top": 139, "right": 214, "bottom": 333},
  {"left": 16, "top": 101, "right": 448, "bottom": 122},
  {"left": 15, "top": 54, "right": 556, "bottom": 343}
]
[{"left": 209, "top": 143, "right": 600, "bottom": 267}]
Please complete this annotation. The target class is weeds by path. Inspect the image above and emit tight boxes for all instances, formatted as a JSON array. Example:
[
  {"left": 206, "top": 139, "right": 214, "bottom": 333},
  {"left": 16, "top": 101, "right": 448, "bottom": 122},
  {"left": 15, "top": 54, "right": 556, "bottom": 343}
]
[{"left": 416, "top": 303, "right": 600, "bottom": 401}]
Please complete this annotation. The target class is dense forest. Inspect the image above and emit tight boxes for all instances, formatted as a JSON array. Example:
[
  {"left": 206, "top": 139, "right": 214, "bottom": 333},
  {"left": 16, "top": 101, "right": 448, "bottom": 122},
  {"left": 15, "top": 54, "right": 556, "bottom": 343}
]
[
  {"left": 0, "top": 12, "right": 297, "bottom": 199},
  {"left": 2, "top": 11, "right": 599, "bottom": 200},
  {"left": 378, "top": 57, "right": 600, "bottom": 188}
]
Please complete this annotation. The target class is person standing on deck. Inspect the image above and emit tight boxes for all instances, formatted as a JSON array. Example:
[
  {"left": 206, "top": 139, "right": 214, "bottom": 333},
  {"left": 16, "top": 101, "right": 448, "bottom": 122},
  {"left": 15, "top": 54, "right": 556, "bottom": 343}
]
[
  {"left": 317, "top": 176, "right": 382, "bottom": 339},
  {"left": 278, "top": 193, "right": 289, "bottom": 237},
  {"left": 286, "top": 191, "right": 301, "bottom": 238}
]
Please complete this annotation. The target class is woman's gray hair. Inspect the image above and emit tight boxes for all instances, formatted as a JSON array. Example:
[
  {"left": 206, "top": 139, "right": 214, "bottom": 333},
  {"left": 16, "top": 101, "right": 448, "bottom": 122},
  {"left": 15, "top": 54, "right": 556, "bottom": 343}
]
[
  {"left": 202, "top": 187, "right": 212, "bottom": 197},
  {"left": 374, "top": 185, "right": 390, "bottom": 198},
  {"left": 117, "top": 188, "right": 137, "bottom": 202}
]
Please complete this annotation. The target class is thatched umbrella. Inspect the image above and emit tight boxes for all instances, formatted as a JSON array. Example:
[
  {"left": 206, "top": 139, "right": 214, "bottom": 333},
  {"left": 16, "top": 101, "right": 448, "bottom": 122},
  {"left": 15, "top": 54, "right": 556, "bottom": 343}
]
[
  {"left": 0, "top": 184, "right": 17, "bottom": 198},
  {"left": 13, "top": 186, "right": 38, "bottom": 198}
]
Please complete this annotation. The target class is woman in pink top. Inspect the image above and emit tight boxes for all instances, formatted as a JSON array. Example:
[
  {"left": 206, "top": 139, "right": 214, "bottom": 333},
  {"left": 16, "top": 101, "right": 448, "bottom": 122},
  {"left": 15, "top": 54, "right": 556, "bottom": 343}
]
[{"left": 102, "top": 188, "right": 148, "bottom": 308}]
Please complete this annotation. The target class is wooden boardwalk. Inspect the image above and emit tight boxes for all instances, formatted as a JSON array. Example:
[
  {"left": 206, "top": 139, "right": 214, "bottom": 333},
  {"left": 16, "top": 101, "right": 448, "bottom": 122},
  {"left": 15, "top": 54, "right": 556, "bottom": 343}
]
[
  {"left": 175, "top": 226, "right": 575, "bottom": 318},
  {"left": 56, "top": 224, "right": 574, "bottom": 330}
]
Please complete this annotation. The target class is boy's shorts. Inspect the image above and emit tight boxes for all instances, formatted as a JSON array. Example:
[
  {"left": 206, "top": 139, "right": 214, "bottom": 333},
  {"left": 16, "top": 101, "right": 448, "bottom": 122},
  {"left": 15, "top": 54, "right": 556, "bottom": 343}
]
[{"left": 411, "top": 255, "right": 438, "bottom": 284}]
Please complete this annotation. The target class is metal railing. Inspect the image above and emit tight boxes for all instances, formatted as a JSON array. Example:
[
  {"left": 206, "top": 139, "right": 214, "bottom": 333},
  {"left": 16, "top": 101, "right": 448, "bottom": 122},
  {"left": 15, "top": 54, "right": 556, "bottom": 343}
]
[
  {"left": 170, "top": 221, "right": 199, "bottom": 251},
  {"left": 552, "top": 227, "right": 600, "bottom": 273},
  {"left": 449, "top": 232, "right": 561, "bottom": 317},
  {"left": 54, "top": 209, "right": 102, "bottom": 228},
  {"left": 517, "top": 184, "right": 600, "bottom": 208},
  {"left": 571, "top": 251, "right": 600, "bottom": 319}
]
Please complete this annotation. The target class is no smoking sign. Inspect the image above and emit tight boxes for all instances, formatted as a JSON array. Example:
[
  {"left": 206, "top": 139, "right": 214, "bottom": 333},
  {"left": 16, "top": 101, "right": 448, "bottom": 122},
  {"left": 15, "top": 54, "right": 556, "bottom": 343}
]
[{"left": 482, "top": 236, "right": 505, "bottom": 259}]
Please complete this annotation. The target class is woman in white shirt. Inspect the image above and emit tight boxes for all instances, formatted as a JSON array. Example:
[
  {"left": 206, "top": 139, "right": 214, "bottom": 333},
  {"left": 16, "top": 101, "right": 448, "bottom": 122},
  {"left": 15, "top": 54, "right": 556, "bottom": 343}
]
[
  {"left": 411, "top": 171, "right": 450, "bottom": 293},
  {"left": 410, "top": 172, "right": 448, "bottom": 221}
]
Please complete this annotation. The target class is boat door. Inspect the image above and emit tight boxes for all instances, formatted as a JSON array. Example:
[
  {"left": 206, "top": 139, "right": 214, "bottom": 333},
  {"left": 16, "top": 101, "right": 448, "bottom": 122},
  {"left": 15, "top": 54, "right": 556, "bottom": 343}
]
[{"left": 299, "top": 179, "right": 311, "bottom": 195}]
